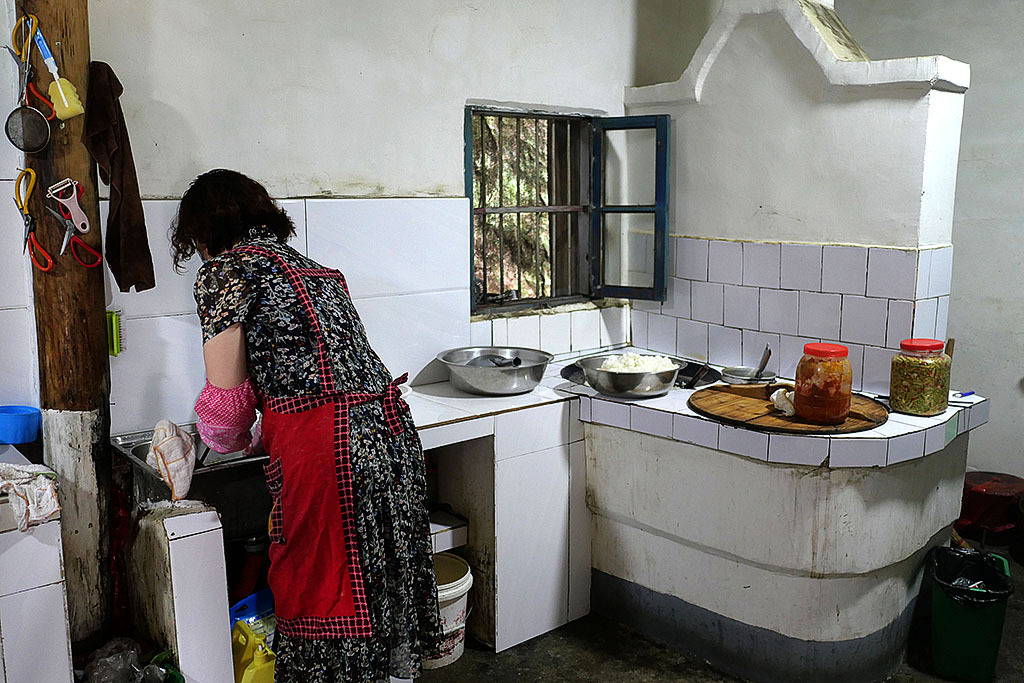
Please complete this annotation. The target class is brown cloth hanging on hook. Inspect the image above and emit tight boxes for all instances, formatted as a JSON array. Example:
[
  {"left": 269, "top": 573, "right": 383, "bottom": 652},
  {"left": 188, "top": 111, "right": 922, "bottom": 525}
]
[{"left": 83, "top": 61, "right": 155, "bottom": 292}]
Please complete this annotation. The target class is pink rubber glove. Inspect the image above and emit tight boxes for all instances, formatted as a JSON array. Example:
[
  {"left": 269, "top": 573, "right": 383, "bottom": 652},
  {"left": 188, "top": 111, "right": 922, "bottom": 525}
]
[{"left": 195, "top": 378, "right": 257, "bottom": 453}]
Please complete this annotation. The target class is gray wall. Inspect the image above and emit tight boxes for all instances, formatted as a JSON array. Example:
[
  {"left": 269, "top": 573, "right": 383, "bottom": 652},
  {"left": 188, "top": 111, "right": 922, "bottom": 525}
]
[{"left": 836, "top": 1, "right": 1024, "bottom": 475}]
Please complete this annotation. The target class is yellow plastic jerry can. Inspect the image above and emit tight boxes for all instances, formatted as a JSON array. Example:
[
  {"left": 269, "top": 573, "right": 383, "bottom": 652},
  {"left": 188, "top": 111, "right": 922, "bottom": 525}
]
[{"left": 231, "top": 620, "right": 276, "bottom": 683}]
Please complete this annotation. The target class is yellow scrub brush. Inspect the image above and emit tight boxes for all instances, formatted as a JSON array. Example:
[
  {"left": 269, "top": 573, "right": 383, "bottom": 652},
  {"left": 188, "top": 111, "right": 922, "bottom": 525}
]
[{"left": 33, "top": 27, "right": 83, "bottom": 120}]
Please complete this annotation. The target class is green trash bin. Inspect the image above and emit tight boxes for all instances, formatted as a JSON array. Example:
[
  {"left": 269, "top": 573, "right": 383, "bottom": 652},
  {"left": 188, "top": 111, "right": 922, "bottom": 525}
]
[{"left": 929, "top": 547, "right": 1014, "bottom": 683}]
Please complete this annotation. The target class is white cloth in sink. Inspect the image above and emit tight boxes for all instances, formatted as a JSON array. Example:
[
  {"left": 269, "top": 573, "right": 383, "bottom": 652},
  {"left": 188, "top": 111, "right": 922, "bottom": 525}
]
[{"left": 147, "top": 420, "right": 196, "bottom": 500}]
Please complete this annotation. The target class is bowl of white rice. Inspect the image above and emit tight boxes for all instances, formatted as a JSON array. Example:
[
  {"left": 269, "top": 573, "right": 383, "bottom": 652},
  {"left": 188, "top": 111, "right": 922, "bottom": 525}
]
[{"left": 576, "top": 352, "right": 684, "bottom": 398}]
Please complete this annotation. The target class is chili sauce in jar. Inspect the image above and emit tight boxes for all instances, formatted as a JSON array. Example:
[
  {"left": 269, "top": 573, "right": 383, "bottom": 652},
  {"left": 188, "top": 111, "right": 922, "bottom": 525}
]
[
  {"left": 794, "top": 343, "right": 853, "bottom": 425},
  {"left": 890, "top": 338, "right": 950, "bottom": 416}
]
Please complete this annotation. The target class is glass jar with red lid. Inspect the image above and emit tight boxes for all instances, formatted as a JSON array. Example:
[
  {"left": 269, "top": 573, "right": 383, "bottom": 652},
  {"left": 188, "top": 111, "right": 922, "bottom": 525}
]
[
  {"left": 794, "top": 343, "right": 853, "bottom": 425},
  {"left": 890, "top": 338, "right": 950, "bottom": 416}
]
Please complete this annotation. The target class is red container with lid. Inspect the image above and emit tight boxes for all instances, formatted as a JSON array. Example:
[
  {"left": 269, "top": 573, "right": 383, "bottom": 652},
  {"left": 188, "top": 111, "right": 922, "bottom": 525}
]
[{"left": 794, "top": 343, "right": 853, "bottom": 425}]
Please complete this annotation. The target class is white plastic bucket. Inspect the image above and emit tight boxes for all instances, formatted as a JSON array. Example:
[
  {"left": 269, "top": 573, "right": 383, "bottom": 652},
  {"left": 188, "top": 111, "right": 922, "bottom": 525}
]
[{"left": 422, "top": 552, "right": 473, "bottom": 669}]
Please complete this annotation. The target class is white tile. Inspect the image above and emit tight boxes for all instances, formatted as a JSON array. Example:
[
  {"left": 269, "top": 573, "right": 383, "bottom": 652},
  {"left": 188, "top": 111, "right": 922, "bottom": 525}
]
[
  {"left": 281, "top": 199, "right": 308, "bottom": 255},
  {"left": 768, "top": 433, "right": 829, "bottom": 466},
  {"left": 723, "top": 285, "right": 759, "bottom": 330},
  {"left": 110, "top": 315, "right": 206, "bottom": 434},
  {"left": 886, "top": 300, "right": 914, "bottom": 349},
  {"left": 778, "top": 335, "right": 816, "bottom": 380},
  {"left": 168, "top": 527, "right": 234, "bottom": 682},
  {"left": 708, "top": 325, "right": 742, "bottom": 367},
  {"left": 470, "top": 320, "right": 491, "bottom": 346},
  {"left": 495, "top": 403, "right": 570, "bottom": 459},
  {"left": 916, "top": 249, "right": 933, "bottom": 300},
  {"left": 405, "top": 394, "right": 475, "bottom": 430},
  {"left": 306, "top": 198, "right": 469, "bottom": 297},
  {"left": 708, "top": 240, "right": 743, "bottom": 284},
  {"left": 419, "top": 416, "right": 494, "bottom": 450},
  {"left": 840, "top": 296, "right": 888, "bottom": 347},
  {"left": 866, "top": 248, "right": 917, "bottom": 300},
  {"left": 0, "top": 181, "right": 30, "bottom": 309},
  {"left": 647, "top": 314, "right": 677, "bottom": 355},
  {"left": 107, "top": 200, "right": 199, "bottom": 317},
  {"left": 677, "top": 319, "right": 708, "bottom": 361},
  {"left": 742, "top": 242, "right": 780, "bottom": 288},
  {"left": 600, "top": 306, "right": 630, "bottom": 347},
  {"left": 569, "top": 398, "right": 584, "bottom": 442},
  {"left": 913, "top": 298, "right": 938, "bottom": 339},
  {"left": 759, "top": 289, "right": 799, "bottom": 335},
  {"left": 0, "top": 308, "right": 36, "bottom": 406},
  {"left": 672, "top": 414, "right": 719, "bottom": 448},
  {"left": 494, "top": 446, "right": 569, "bottom": 650},
  {"left": 568, "top": 440, "right": 590, "bottom": 621},
  {"left": 631, "top": 297, "right": 661, "bottom": 313},
  {"left": 356, "top": 290, "right": 471, "bottom": 385},
  {"left": 969, "top": 400, "right": 990, "bottom": 430},
  {"left": 631, "top": 310, "right": 648, "bottom": 348},
  {"left": 691, "top": 281, "right": 724, "bottom": 324},
  {"left": 861, "top": 346, "right": 898, "bottom": 396},
  {"left": 0, "top": 519, "right": 62, "bottom": 595},
  {"left": 928, "top": 246, "right": 953, "bottom": 298},
  {"left": 676, "top": 238, "right": 709, "bottom": 281},
  {"left": 780, "top": 243, "right": 822, "bottom": 292},
  {"left": 630, "top": 406, "right": 674, "bottom": 438},
  {"left": 887, "top": 430, "right": 927, "bottom": 465},
  {"left": 0, "top": 583, "right": 72, "bottom": 683},
  {"left": 540, "top": 313, "right": 571, "bottom": 354},
  {"left": 798, "top": 292, "right": 841, "bottom": 339},
  {"left": 163, "top": 509, "right": 221, "bottom": 540},
  {"left": 935, "top": 296, "right": 950, "bottom": 341},
  {"left": 661, "top": 278, "right": 691, "bottom": 318},
  {"left": 925, "top": 423, "right": 947, "bottom": 455},
  {"left": 591, "top": 399, "right": 630, "bottom": 429},
  {"left": 491, "top": 317, "right": 508, "bottom": 345},
  {"left": 571, "top": 309, "right": 602, "bottom": 351},
  {"left": 577, "top": 396, "right": 592, "bottom": 422},
  {"left": 821, "top": 246, "right": 868, "bottom": 295},
  {"left": 830, "top": 438, "right": 887, "bottom": 468},
  {"left": 741, "top": 331, "right": 780, "bottom": 376},
  {"left": 508, "top": 315, "right": 541, "bottom": 349},
  {"left": 718, "top": 425, "right": 768, "bottom": 461}
]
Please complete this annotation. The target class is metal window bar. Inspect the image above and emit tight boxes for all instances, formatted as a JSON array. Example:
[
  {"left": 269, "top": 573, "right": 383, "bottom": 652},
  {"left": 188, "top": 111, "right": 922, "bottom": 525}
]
[{"left": 471, "top": 111, "right": 587, "bottom": 308}]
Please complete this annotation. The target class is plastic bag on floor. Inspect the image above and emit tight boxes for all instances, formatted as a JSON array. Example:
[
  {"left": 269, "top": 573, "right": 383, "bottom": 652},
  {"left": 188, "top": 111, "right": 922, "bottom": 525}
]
[{"left": 84, "top": 638, "right": 141, "bottom": 683}]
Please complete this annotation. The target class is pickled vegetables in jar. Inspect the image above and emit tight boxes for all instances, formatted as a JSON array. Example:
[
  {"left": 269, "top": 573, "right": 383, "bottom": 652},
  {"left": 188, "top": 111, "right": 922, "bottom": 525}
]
[
  {"left": 794, "top": 343, "right": 853, "bottom": 425},
  {"left": 890, "top": 338, "right": 950, "bottom": 416}
]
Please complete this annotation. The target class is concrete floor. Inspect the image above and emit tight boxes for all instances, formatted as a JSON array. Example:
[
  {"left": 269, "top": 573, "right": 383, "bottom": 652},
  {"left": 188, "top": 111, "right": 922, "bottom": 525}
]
[{"left": 422, "top": 552, "right": 1024, "bottom": 683}]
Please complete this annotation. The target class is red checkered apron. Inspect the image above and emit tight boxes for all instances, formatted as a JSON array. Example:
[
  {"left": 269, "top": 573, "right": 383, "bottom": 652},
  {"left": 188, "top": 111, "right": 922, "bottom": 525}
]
[{"left": 235, "top": 246, "right": 410, "bottom": 640}]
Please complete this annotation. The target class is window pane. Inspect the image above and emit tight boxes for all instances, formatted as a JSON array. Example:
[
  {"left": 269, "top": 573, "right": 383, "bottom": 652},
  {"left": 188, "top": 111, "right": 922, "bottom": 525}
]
[
  {"left": 602, "top": 213, "right": 655, "bottom": 289},
  {"left": 603, "top": 128, "right": 656, "bottom": 206}
]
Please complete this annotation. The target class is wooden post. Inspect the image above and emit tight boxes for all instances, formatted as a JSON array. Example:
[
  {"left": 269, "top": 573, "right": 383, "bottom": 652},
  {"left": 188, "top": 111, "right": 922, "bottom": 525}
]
[{"left": 20, "top": 0, "right": 110, "bottom": 643}]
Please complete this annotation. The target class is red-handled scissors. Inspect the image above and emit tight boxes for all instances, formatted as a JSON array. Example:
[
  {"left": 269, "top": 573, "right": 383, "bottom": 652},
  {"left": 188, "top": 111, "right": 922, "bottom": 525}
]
[
  {"left": 44, "top": 205, "right": 101, "bottom": 268},
  {"left": 13, "top": 168, "right": 52, "bottom": 271}
]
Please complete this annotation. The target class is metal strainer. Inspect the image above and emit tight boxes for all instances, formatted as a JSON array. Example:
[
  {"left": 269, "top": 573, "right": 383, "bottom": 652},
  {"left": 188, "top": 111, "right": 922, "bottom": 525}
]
[{"left": 5, "top": 104, "right": 50, "bottom": 153}]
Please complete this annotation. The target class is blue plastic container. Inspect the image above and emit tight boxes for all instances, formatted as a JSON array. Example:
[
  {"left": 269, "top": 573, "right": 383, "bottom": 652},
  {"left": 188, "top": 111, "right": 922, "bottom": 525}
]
[{"left": 0, "top": 406, "right": 41, "bottom": 444}]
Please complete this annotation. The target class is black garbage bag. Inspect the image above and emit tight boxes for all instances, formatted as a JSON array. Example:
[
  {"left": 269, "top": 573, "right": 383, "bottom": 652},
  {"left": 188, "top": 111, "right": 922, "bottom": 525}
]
[{"left": 929, "top": 547, "right": 1014, "bottom": 606}]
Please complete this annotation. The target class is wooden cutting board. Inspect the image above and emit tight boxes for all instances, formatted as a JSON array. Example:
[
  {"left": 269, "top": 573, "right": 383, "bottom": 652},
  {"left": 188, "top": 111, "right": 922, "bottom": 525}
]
[{"left": 687, "top": 383, "right": 889, "bottom": 435}]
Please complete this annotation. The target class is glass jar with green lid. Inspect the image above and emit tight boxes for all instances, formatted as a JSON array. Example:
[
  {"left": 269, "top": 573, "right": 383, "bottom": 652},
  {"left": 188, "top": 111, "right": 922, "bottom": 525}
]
[{"left": 890, "top": 338, "right": 951, "bottom": 416}]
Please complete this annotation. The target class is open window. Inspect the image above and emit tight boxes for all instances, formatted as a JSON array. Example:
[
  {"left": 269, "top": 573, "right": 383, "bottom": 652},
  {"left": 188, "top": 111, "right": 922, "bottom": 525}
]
[
  {"left": 590, "top": 115, "right": 670, "bottom": 301},
  {"left": 466, "top": 108, "right": 670, "bottom": 312}
]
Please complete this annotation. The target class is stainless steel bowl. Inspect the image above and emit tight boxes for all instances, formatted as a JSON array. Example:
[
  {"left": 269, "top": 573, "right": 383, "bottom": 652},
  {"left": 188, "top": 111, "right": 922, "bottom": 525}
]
[
  {"left": 576, "top": 354, "right": 683, "bottom": 398},
  {"left": 437, "top": 346, "right": 553, "bottom": 395},
  {"left": 721, "top": 366, "right": 778, "bottom": 385}
]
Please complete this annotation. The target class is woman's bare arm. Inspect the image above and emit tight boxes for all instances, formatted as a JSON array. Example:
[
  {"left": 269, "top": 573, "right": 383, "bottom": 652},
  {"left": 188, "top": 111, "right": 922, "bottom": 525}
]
[{"left": 203, "top": 323, "right": 247, "bottom": 388}]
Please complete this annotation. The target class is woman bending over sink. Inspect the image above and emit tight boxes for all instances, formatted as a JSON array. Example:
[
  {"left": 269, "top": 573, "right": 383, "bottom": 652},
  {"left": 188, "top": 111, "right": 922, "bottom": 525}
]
[{"left": 171, "top": 169, "right": 440, "bottom": 682}]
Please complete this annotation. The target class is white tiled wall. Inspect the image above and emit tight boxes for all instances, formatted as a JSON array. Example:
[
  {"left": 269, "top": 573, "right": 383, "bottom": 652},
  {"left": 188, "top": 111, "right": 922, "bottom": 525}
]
[
  {"left": 0, "top": 181, "right": 38, "bottom": 407},
  {"left": 470, "top": 302, "right": 630, "bottom": 362},
  {"left": 633, "top": 236, "right": 953, "bottom": 392},
  {"left": 109, "top": 197, "right": 472, "bottom": 434}
]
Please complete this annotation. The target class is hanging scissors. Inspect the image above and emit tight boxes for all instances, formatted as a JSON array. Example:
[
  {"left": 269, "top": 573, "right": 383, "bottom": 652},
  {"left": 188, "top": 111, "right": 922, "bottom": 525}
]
[
  {"left": 5, "top": 46, "right": 56, "bottom": 121},
  {"left": 10, "top": 14, "right": 37, "bottom": 102},
  {"left": 13, "top": 168, "right": 53, "bottom": 272},
  {"left": 44, "top": 205, "right": 101, "bottom": 268}
]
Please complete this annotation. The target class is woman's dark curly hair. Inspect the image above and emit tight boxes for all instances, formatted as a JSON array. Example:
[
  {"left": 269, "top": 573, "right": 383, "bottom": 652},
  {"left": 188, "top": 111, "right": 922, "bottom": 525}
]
[{"left": 170, "top": 169, "right": 295, "bottom": 272}]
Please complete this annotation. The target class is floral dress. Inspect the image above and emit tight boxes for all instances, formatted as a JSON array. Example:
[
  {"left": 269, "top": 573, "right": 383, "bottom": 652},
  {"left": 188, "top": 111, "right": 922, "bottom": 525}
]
[{"left": 194, "top": 226, "right": 441, "bottom": 682}]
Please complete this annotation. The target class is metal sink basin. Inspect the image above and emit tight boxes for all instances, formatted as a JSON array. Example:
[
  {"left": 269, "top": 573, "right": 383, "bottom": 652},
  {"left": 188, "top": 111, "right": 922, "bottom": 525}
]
[{"left": 111, "top": 426, "right": 271, "bottom": 542}]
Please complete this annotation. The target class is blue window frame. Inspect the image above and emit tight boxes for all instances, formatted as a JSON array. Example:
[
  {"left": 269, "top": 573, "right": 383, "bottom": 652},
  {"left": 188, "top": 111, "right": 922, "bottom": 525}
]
[{"left": 590, "top": 114, "right": 670, "bottom": 301}]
